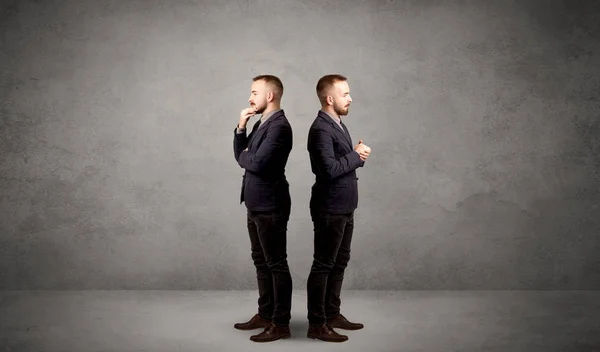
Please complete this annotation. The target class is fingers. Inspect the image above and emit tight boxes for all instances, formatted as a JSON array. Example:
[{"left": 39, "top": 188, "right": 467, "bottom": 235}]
[
  {"left": 242, "top": 110, "right": 256, "bottom": 118},
  {"left": 362, "top": 143, "right": 371, "bottom": 153},
  {"left": 241, "top": 107, "right": 256, "bottom": 117},
  {"left": 239, "top": 108, "right": 256, "bottom": 128},
  {"left": 358, "top": 142, "right": 371, "bottom": 161},
  {"left": 355, "top": 140, "right": 370, "bottom": 150},
  {"left": 358, "top": 145, "right": 371, "bottom": 154}
]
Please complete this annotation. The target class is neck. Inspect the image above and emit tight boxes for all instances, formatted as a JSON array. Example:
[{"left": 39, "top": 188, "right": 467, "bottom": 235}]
[
  {"left": 262, "top": 103, "right": 281, "bottom": 116},
  {"left": 322, "top": 106, "right": 339, "bottom": 119}
]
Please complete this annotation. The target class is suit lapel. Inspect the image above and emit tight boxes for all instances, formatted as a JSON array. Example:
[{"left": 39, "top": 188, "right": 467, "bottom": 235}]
[
  {"left": 318, "top": 112, "right": 352, "bottom": 149},
  {"left": 249, "top": 119, "right": 261, "bottom": 135},
  {"left": 248, "top": 110, "right": 283, "bottom": 149},
  {"left": 257, "top": 109, "right": 282, "bottom": 132},
  {"left": 247, "top": 119, "right": 261, "bottom": 144},
  {"left": 339, "top": 122, "right": 353, "bottom": 148}
]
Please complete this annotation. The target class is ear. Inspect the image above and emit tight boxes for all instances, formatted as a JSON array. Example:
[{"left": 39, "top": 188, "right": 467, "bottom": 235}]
[
  {"left": 267, "top": 92, "right": 274, "bottom": 103},
  {"left": 327, "top": 96, "right": 333, "bottom": 106}
]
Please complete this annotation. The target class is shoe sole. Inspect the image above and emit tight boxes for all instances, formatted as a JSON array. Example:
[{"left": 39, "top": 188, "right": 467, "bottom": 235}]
[
  {"left": 250, "top": 334, "right": 291, "bottom": 342},
  {"left": 307, "top": 333, "right": 348, "bottom": 342},
  {"left": 328, "top": 325, "right": 364, "bottom": 330},
  {"left": 234, "top": 325, "right": 270, "bottom": 331}
]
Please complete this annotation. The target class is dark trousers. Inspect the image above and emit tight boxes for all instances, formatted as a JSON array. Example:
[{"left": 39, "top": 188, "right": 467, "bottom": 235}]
[
  {"left": 247, "top": 206, "right": 292, "bottom": 325},
  {"left": 306, "top": 210, "right": 354, "bottom": 325}
]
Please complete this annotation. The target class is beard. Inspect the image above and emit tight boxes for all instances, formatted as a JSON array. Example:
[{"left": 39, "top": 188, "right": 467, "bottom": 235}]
[
  {"left": 251, "top": 102, "right": 267, "bottom": 114},
  {"left": 334, "top": 103, "right": 349, "bottom": 116}
]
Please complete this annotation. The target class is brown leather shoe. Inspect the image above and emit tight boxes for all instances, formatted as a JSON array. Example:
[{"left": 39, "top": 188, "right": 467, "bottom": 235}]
[
  {"left": 250, "top": 323, "right": 291, "bottom": 342},
  {"left": 233, "top": 314, "right": 271, "bottom": 330},
  {"left": 327, "top": 314, "right": 364, "bottom": 330},
  {"left": 307, "top": 323, "right": 348, "bottom": 342}
]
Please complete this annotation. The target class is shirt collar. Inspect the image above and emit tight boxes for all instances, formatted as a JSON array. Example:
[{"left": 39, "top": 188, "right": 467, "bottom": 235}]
[
  {"left": 321, "top": 110, "right": 342, "bottom": 127},
  {"left": 260, "top": 108, "right": 281, "bottom": 124}
]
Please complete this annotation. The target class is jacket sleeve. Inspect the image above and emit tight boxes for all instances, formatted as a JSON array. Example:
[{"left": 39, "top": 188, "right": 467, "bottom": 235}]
[
  {"left": 237, "top": 122, "right": 292, "bottom": 174},
  {"left": 233, "top": 127, "right": 248, "bottom": 162},
  {"left": 309, "top": 126, "right": 363, "bottom": 180}
]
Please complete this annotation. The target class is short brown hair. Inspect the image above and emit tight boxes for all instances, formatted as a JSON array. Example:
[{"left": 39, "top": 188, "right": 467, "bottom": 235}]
[
  {"left": 253, "top": 74, "right": 284, "bottom": 99},
  {"left": 316, "top": 74, "right": 347, "bottom": 104}
]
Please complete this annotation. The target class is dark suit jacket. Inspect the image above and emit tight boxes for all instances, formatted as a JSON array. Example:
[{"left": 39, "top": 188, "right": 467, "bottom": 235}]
[
  {"left": 234, "top": 110, "right": 293, "bottom": 212},
  {"left": 307, "top": 110, "right": 364, "bottom": 214}
]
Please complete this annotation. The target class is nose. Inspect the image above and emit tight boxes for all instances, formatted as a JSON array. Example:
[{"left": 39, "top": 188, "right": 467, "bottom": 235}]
[{"left": 348, "top": 95, "right": 352, "bottom": 103}]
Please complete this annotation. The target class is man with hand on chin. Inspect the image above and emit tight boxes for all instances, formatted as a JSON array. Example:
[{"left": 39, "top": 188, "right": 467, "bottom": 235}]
[
  {"left": 305, "top": 74, "right": 371, "bottom": 343},
  {"left": 233, "top": 75, "right": 294, "bottom": 343}
]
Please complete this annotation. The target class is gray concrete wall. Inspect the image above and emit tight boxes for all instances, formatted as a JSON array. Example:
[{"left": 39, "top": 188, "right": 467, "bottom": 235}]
[{"left": 1, "top": 0, "right": 598, "bottom": 290}]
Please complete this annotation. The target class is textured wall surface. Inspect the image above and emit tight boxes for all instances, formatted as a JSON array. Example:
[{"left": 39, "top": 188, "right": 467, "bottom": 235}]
[{"left": 1, "top": 0, "right": 599, "bottom": 289}]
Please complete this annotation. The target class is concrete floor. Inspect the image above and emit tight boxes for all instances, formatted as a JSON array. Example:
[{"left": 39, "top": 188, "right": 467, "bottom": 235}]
[{"left": 0, "top": 290, "right": 599, "bottom": 352}]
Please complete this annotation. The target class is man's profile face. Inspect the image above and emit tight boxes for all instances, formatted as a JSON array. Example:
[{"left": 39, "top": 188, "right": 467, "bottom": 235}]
[
  {"left": 248, "top": 80, "right": 269, "bottom": 114},
  {"left": 331, "top": 80, "right": 352, "bottom": 116}
]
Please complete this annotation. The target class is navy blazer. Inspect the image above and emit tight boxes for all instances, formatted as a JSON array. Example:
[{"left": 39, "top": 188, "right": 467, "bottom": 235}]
[
  {"left": 234, "top": 110, "right": 293, "bottom": 212},
  {"left": 307, "top": 110, "right": 364, "bottom": 214}
]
